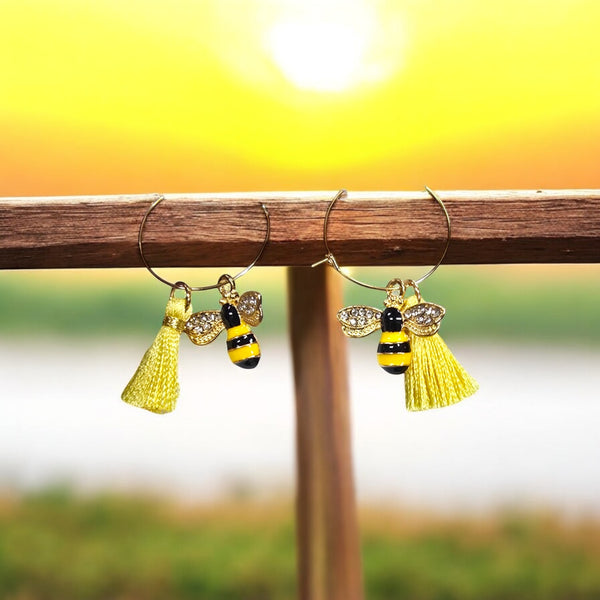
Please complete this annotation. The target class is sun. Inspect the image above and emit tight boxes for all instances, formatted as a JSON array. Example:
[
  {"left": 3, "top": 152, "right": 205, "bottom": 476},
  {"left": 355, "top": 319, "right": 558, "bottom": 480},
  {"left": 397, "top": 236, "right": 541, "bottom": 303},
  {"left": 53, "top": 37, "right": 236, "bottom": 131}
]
[
  {"left": 267, "top": 20, "right": 369, "bottom": 92},
  {"left": 265, "top": 2, "right": 402, "bottom": 93}
]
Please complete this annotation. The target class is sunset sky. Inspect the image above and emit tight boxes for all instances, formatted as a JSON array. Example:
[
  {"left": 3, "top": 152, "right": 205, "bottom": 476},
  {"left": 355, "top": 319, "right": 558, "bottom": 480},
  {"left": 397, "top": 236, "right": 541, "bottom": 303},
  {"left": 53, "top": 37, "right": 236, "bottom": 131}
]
[{"left": 1, "top": 0, "right": 599, "bottom": 196}]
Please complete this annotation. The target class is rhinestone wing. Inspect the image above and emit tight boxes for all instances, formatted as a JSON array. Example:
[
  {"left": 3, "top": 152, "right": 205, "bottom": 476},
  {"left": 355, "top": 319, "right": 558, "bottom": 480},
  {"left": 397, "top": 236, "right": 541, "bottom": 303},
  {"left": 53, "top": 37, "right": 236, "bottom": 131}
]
[
  {"left": 336, "top": 306, "right": 382, "bottom": 338},
  {"left": 237, "top": 291, "right": 263, "bottom": 327},
  {"left": 185, "top": 311, "right": 225, "bottom": 345},
  {"left": 402, "top": 302, "right": 445, "bottom": 337}
]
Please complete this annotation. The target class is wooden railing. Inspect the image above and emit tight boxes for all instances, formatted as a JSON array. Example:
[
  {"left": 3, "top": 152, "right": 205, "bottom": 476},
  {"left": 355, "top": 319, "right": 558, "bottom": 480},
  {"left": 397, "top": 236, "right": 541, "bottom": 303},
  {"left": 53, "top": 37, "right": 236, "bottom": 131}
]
[
  {"left": 2, "top": 189, "right": 599, "bottom": 600},
  {"left": 2, "top": 190, "right": 599, "bottom": 269}
]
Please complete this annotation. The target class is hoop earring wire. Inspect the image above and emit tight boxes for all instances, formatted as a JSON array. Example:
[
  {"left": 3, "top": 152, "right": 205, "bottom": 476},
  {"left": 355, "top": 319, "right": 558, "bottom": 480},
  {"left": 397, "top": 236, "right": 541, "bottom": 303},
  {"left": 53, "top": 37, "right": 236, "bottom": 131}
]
[
  {"left": 138, "top": 194, "right": 271, "bottom": 291},
  {"left": 312, "top": 187, "right": 451, "bottom": 291}
]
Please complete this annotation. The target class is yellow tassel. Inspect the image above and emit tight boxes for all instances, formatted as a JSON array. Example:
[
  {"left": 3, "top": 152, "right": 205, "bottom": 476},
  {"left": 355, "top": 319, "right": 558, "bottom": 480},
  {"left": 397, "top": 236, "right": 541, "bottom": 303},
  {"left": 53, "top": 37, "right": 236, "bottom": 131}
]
[
  {"left": 121, "top": 296, "right": 192, "bottom": 414},
  {"left": 403, "top": 295, "right": 478, "bottom": 411}
]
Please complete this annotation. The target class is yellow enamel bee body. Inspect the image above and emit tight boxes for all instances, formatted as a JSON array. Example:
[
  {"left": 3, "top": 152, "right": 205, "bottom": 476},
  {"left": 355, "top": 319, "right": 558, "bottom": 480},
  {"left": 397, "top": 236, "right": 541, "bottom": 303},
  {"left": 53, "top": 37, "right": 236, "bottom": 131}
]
[{"left": 184, "top": 291, "right": 263, "bottom": 369}]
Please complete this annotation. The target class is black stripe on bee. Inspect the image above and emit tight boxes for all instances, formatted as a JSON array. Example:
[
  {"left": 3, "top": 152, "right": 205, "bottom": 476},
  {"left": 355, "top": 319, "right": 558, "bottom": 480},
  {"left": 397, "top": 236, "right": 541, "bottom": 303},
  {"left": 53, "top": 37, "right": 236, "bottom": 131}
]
[
  {"left": 377, "top": 342, "right": 411, "bottom": 354},
  {"left": 237, "top": 357, "right": 260, "bottom": 369},
  {"left": 382, "top": 365, "right": 409, "bottom": 374},
  {"left": 226, "top": 333, "right": 257, "bottom": 350}
]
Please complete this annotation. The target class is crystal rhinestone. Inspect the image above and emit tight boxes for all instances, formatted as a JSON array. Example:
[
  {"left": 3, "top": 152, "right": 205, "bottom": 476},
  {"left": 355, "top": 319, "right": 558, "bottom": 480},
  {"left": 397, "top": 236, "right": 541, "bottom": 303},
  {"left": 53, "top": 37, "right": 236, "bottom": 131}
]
[
  {"left": 350, "top": 308, "right": 357, "bottom": 317},
  {"left": 349, "top": 318, "right": 357, "bottom": 326}
]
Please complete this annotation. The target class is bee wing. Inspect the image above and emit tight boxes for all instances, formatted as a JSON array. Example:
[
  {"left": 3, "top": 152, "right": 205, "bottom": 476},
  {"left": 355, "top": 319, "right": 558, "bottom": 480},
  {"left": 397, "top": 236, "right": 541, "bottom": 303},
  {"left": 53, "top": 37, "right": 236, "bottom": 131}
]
[
  {"left": 336, "top": 306, "right": 382, "bottom": 338},
  {"left": 237, "top": 291, "right": 263, "bottom": 327},
  {"left": 403, "top": 302, "right": 445, "bottom": 337},
  {"left": 185, "top": 311, "right": 225, "bottom": 345}
]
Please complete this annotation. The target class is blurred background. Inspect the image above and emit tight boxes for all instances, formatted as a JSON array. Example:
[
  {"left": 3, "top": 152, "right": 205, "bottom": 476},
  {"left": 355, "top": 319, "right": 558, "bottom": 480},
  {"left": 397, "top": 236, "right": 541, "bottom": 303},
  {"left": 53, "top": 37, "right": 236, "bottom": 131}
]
[{"left": 1, "top": 1, "right": 600, "bottom": 598}]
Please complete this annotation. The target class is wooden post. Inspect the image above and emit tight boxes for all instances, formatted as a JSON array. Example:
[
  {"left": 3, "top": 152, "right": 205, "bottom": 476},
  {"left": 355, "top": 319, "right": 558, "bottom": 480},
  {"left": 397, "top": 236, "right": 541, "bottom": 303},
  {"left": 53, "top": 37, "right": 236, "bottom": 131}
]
[{"left": 288, "top": 266, "right": 363, "bottom": 600}]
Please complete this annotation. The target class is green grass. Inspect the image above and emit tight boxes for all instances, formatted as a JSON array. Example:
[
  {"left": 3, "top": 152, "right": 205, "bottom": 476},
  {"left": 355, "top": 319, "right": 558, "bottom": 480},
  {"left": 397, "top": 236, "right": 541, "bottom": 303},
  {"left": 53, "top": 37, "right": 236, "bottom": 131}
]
[
  {"left": 0, "top": 265, "right": 599, "bottom": 344},
  {"left": 1, "top": 490, "right": 599, "bottom": 600}
]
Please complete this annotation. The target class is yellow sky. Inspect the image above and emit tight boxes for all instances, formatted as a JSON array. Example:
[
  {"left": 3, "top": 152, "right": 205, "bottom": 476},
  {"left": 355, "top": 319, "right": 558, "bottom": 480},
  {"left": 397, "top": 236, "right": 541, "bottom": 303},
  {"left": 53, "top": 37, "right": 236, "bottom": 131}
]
[{"left": 1, "top": 0, "right": 599, "bottom": 195}]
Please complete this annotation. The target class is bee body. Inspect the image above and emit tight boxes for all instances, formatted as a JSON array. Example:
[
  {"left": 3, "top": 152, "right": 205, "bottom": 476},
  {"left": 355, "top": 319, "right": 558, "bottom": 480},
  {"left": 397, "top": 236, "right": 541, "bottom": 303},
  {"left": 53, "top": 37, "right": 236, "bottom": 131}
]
[
  {"left": 221, "top": 303, "right": 261, "bottom": 369},
  {"left": 184, "top": 290, "right": 263, "bottom": 369},
  {"left": 377, "top": 307, "right": 411, "bottom": 374}
]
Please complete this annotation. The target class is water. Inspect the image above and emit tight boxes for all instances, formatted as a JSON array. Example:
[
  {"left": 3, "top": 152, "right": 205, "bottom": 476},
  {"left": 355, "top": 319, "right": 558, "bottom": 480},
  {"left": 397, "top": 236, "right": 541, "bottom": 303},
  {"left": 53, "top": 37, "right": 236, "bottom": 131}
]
[{"left": 1, "top": 337, "right": 599, "bottom": 517}]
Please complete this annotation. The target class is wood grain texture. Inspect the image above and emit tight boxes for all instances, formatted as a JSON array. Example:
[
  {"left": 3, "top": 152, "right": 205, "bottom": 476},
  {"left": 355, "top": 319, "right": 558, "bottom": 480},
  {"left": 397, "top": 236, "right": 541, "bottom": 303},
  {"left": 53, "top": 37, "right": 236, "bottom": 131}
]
[
  {"left": 1, "top": 190, "right": 599, "bottom": 268},
  {"left": 288, "top": 267, "right": 363, "bottom": 600}
]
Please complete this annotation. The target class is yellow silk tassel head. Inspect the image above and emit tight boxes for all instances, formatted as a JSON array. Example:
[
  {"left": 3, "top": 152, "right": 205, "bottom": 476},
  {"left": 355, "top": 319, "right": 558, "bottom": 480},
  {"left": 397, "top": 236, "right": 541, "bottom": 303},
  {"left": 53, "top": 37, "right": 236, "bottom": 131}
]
[
  {"left": 403, "top": 294, "right": 478, "bottom": 411},
  {"left": 121, "top": 295, "right": 192, "bottom": 414}
]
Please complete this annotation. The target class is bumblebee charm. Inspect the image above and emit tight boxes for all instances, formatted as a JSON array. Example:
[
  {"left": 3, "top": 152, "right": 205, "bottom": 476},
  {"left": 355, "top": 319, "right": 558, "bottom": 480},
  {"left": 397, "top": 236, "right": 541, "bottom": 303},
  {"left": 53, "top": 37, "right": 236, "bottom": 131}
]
[
  {"left": 184, "top": 275, "right": 263, "bottom": 369},
  {"left": 337, "top": 279, "right": 445, "bottom": 375},
  {"left": 336, "top": 278, "right": 476, "bottom": 409}
]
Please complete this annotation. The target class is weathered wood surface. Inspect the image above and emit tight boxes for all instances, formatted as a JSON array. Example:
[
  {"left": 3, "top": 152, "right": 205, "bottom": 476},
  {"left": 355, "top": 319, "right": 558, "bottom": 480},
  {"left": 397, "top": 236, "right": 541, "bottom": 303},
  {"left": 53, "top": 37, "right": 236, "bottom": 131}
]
[
  {"left": 288, "top": 267, "right": 363, "bottom": 600},
  {"left": 1, "top": 190, "right": 599, "bottom": 268}
]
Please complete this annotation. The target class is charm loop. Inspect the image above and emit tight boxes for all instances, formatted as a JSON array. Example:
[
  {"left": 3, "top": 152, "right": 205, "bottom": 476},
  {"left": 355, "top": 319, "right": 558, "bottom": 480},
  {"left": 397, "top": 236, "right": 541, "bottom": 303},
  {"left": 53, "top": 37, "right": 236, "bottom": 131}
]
[
  {"left": 403, "top": 279, "right": 423, "bottom": 303},
  {"left": 217, "top": 273, "right": 240, "bottom": 303},
  {"left": 138, "top": 194, "right": 271, "bottom": 292},
  {"left": 312, "top": 187, "right": 451, "bottom": 291},
  {"left": 169, "top": 281, "right": 192, "bottom": 311},
  {"left": 384, "top": 278, "right": 406, "bottom": 307}
]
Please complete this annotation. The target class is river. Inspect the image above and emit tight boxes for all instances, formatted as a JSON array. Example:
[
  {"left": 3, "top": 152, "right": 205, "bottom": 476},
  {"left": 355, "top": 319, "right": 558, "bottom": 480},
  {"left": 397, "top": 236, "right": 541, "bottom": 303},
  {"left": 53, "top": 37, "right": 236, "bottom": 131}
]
[{"left": 1, "top": 338, "right": 599, "bottom": 517}]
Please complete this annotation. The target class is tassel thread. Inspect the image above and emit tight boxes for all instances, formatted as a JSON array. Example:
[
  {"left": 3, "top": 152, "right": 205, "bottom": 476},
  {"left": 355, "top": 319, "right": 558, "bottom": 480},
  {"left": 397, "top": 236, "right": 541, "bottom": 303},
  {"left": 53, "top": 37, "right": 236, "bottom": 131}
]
[
  {"left": 403, "top": 295, "right": 478, "bottom": 411},
  {"left": 121, "top": 295, "right": 192, "bottom": 414}
]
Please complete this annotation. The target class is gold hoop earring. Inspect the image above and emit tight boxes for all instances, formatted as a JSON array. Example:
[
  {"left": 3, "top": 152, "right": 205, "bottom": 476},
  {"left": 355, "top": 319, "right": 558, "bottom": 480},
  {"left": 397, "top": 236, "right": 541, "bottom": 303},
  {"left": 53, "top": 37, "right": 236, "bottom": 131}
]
[
  {"left": 313, "top": 188, "right": 478, "bottom": 411},
  {"left": 121, "top": 195, "right": 270, "bottom": 414}
]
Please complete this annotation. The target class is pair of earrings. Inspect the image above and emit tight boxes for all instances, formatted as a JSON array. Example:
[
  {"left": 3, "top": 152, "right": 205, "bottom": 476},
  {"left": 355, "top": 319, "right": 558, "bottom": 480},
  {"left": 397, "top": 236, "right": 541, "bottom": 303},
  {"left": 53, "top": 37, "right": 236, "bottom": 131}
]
[{"left": 122, "top": 190, "right": 478, "bottom": 414}]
